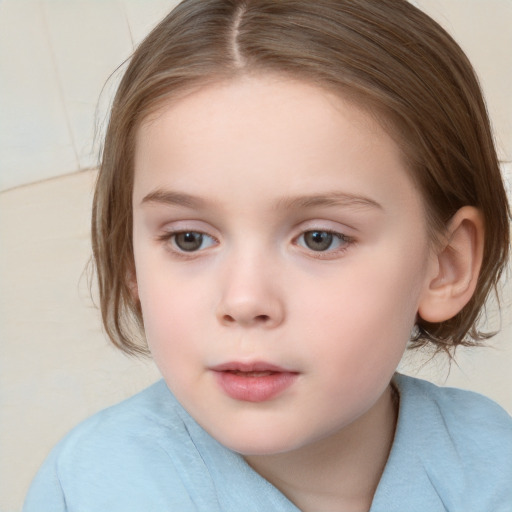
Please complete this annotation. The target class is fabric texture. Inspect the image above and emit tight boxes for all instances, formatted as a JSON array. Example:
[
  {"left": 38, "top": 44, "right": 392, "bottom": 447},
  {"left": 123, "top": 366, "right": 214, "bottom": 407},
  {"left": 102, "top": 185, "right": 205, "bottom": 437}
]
[{"left": 24, "top": 374, "right": 512, "bottom": 511}]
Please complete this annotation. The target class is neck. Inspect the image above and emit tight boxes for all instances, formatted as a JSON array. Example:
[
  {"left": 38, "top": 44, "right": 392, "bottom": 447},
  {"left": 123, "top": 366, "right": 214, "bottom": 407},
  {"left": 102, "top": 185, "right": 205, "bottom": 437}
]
[{"left": 244, "top": 384, "right": 398, "bottom": 512}]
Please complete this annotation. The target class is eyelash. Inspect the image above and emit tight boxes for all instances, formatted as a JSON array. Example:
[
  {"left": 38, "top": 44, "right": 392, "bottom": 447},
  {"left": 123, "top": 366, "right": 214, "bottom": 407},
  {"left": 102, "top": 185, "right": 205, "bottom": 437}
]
[{"left": 157, "top": 228, "right": 355, "bottom": 259}]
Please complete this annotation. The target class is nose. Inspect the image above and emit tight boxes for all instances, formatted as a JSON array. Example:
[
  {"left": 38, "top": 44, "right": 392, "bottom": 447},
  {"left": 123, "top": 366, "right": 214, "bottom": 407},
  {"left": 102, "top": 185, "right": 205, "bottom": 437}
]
[{"left": 215, "top": 254, "right": 285, "bottom": 329}]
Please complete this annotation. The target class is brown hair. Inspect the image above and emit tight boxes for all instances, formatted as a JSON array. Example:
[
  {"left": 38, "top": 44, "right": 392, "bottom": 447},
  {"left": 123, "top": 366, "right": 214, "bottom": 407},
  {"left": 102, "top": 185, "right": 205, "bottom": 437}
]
[{"left": 92, "top": 0, "right": 510, "bottom": 356}]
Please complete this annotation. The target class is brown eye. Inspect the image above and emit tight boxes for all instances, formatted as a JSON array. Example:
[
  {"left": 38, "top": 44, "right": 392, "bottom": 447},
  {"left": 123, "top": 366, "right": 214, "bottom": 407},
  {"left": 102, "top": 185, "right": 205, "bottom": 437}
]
[
  {"left": 173, "top": 232, "right": 205, "bottom": 252},
  {"left": 297, "top": 230, "right": 351, "bottom": 254},
  {"left": 303, "top": 231, "right": 334, "bottom": 251}
]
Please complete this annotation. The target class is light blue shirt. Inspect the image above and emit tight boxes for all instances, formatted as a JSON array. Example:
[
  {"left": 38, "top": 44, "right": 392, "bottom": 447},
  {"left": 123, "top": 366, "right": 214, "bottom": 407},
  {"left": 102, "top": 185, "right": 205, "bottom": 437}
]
[{"left": 24, "top": 374, "right": 512, "bottom": 511}]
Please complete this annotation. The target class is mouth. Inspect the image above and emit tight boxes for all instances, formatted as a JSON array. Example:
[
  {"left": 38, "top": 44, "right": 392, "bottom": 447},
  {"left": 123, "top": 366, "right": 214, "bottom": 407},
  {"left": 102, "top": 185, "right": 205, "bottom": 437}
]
[
  {"left": 225, "top": 370, "right": 277, "bottom": 377},
  {"left": 210, "top": 361, "right": 299, "bottom": 403},
  {"left": 211, "top": 361, "right": 292, "bottom": 373}
]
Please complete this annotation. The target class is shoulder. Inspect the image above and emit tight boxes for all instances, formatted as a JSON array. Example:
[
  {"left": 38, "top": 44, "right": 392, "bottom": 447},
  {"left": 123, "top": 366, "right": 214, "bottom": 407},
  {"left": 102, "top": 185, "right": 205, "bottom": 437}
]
[
  {"left": 54, "top": 379, "right": 184, "bottom": 456},
  {"left": 24, "top": 380, "right": 206, "bottom": 511},
  {"left": 395, "top": 373, "right": 512, "bottom": 439},
  {"left": 388, "top": 374, "right": 512, "bottom": 510}
]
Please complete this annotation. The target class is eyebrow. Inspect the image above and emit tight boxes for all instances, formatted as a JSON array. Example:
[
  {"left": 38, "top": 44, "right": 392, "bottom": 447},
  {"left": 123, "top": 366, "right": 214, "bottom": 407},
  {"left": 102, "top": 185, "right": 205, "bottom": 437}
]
[
  {"left": 275, "top": 192, "right": 383, "bottom": 211},
  {"left": 140, "top": 188, "right": 382, "bottom": 211},
  {"left": 141, "top": 189, "right": 209, "bottom": 209}
]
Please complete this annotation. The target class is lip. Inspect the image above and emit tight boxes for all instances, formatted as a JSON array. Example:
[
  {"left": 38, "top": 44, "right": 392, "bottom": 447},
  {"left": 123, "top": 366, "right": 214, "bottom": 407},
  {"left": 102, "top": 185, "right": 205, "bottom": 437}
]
[{"left": 211, "top": 361, "right": 299, "bottom": 403}]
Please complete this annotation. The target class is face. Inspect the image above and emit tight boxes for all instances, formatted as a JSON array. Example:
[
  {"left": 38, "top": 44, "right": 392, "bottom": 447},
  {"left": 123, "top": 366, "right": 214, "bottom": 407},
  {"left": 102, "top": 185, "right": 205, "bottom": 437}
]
[{"left": 132, "top": 75, "right": 435, "bottom": 455}]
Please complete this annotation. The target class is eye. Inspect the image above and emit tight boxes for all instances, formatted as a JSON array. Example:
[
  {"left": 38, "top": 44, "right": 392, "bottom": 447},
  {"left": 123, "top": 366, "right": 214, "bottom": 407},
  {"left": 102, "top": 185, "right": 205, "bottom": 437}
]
[
  {"left": 168, "top": 231, "right": 217, "bottom": 252},
  {"left": 297, "top": 230, "right": 350, "bottom": 252}
]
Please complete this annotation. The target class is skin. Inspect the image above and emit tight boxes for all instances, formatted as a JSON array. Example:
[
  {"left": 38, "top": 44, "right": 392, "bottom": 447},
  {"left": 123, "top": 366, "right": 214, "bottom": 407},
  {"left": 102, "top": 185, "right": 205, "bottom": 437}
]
[{"left": 131, "top": 75, "right": 473, "bottom": 511}]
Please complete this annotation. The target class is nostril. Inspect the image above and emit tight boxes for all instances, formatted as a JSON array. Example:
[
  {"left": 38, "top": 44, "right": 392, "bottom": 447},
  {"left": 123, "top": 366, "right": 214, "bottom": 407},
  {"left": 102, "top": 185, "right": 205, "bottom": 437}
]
[
  {"left": 222, "top": 314, "right": 236, "bottom": 323},
  {"left": 221, "top": 313, "right": 270, "bottom": 325}
]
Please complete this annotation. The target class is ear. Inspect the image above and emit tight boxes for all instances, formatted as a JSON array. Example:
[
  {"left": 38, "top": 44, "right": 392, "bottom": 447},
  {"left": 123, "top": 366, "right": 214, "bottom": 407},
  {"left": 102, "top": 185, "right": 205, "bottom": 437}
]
[{"left": 418, "top": 206, "right": 484, "bottom": 323}]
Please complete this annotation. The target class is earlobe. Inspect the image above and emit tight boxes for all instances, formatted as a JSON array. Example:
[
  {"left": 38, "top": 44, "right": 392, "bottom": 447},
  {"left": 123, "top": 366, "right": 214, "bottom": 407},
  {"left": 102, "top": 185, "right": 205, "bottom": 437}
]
[{"left": 418, "top": 206, "right": 484, "bottom": 323}]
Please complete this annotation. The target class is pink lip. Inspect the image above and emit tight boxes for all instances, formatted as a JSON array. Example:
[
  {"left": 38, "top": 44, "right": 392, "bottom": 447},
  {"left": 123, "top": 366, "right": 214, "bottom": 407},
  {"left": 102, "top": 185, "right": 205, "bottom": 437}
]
[{"left": 211, "top": 361, "right": 298, "bottom": 403}]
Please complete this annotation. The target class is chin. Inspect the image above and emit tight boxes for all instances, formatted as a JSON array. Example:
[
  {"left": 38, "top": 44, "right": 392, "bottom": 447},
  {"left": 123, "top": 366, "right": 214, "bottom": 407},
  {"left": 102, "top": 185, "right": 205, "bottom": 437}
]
[{"left": 205, "top": 423, "right": 299, "bottom": 456}]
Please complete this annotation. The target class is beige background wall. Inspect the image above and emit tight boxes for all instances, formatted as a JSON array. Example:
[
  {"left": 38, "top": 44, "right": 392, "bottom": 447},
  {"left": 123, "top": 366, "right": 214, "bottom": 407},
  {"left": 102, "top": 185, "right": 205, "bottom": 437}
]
[{"left": 1, "top": 1, "right": 511, "bottom": 510}]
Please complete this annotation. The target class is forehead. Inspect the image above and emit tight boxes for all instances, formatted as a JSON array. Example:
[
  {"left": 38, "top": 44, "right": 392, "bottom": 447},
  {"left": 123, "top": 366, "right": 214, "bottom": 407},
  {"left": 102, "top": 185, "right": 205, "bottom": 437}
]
[
  {"left": 136, "top": 75, "right": 386, "bottom": 153},
  {"left": 132, "top": 74, "right": 422, "bottom": 218}
]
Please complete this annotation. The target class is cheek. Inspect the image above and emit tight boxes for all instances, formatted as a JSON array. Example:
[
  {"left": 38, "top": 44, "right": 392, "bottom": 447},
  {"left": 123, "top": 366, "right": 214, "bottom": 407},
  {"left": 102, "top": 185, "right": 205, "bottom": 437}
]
[
  {"left": 293, "top": 249, "right": 427, "bottom": 372},
  {"left": 299, "top": 257, "right": 422, "bottom": 329},
  {"left": 134, "top": 256, "right": 203, "bottom": 352},
  {"left": 136, "top": 277, "right": 207, "bottom": 393},
  {"left": 134, "top": 241, "right": 201, "bottom": 321},
  {"left": 139, "top": 282, "right": 200, "bottom": 339}
]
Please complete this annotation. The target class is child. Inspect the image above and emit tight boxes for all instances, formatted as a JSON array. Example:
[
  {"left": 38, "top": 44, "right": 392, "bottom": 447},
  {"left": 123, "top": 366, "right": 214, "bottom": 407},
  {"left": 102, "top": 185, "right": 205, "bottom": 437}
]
[{"left": 24, "top": 0, "right": 512, "bottom": 510}]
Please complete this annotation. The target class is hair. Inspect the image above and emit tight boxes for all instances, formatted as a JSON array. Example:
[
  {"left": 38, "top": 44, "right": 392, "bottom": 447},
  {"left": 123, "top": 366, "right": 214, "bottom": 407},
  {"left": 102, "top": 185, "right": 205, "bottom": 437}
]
[{"left": 92, "top": 0, "right": 510, "bottom": 357}]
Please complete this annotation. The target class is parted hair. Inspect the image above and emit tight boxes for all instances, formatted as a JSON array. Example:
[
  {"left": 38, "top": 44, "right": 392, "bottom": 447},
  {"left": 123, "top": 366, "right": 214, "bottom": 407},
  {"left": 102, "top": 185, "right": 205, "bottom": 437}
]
[{"left": 92, "top": 0, "right": 510, "bottom": 356}]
